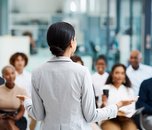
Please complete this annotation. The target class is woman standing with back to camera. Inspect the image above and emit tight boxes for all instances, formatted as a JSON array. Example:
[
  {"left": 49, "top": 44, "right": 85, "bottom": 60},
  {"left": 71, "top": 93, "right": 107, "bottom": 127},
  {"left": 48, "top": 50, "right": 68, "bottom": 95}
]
[{"left": 17, "top": 22, "right": 135, "bottom": 130}]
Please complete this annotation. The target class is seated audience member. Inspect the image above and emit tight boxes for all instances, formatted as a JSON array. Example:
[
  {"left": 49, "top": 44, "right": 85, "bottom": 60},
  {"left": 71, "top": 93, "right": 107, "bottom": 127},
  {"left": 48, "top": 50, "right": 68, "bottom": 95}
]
[
  {"left": 127, "top": 50, "right": 152, "bottom": 96},
  {"left": 0, "top": 76, "right": 4, "bottom": 85},
  {"left": 71, "top": 55, "right": 84, "bottom": 65},
  {"left": 10, "top": 52, "right": 31, "bottom": 95},
  {"left": 100, "top": 64, "right": 137, "bottom": 130},
  {"left": 92, "top": 55, "right": 109, "bottom": 107},
  {"left": 0, "top": 65, "right": 28, "bottom": 130},
  {"left": 10, "top": 52, "right": 36, "bottom": 130},
  {"left": 136, "top": 78, "right": 152, "bottom": 130}
]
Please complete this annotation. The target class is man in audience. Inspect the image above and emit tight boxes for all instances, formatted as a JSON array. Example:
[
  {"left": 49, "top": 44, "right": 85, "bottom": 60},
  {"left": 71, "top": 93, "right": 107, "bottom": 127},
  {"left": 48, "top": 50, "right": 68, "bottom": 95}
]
[
  {"left": 136, "top": 78, "right": 152, "bottom": 130},
  {"left": 127, "top": 50, "right": 152, "bottom": 96}
]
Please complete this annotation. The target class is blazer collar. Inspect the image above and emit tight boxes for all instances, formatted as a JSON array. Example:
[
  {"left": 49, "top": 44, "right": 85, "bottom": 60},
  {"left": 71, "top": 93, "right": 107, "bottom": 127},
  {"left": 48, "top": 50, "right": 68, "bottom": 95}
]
[{"left": 48, "top": 56, "right": 72, "bottom": 62}]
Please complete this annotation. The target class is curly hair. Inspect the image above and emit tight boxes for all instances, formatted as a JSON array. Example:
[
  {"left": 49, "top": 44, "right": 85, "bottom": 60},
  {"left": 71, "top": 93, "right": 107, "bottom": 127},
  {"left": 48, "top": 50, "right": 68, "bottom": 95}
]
[{"left": 9, "top": 52, "right": 28, "bottom": 67}]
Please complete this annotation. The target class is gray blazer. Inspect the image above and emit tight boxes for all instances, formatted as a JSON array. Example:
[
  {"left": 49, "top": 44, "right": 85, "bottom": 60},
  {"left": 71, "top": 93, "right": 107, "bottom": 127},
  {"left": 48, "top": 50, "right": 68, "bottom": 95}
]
[{"left": 24, "top": 56, "right": 118, "bottom": 130}]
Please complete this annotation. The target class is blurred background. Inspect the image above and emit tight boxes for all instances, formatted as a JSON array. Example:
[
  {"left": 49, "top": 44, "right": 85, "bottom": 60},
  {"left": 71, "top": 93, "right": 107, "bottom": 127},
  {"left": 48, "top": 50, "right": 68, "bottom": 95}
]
[{"left": 0, "top": 0, "right": 151, "bottom": 72}]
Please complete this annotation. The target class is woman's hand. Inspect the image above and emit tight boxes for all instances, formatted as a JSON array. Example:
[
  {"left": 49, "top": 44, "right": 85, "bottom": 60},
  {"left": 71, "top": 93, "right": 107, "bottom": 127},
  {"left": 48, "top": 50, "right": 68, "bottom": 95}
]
[
  {"left": 16, "top": 95, "right": 30, "bottom": 101},
  {"left": 116, "top": 100, "right": 135, "bottom": 109},
  {"left": 101, "top": 95, "right": 108, "bottom": 108}
]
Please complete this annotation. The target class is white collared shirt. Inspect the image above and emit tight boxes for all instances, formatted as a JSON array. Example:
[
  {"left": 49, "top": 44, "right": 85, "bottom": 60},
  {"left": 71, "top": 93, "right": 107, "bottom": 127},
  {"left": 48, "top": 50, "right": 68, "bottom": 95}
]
[
  {"left": 15, "top": 70, "right": 32, "bottom": 96},
  {"left": 92, "top": 72, "right": 109, "bottom": 96},
  {"left": 127, "top": 64, "right": 152, "bottom": 96},
  {"left": 101, "top": 84, "right": 135, "bottom": 115}
]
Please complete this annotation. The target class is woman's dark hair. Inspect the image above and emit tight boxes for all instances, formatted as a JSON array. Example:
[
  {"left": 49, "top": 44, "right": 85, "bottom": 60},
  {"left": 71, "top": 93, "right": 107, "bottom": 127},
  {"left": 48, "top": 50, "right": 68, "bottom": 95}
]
[
  {"left": 47, "top": 22, "right": 75, "bottom": 56},
  {"left": 96, "top": 55, "right": 107, "bottom": 65},
  {"left": 9, "top": 52, "right": 28, "bottom": 67},
  {"left": 71, "top": 55, "right": 84, "bottom": 65},
  {"left": 106, "top": 63, "right": 131, "bottom": 88}
]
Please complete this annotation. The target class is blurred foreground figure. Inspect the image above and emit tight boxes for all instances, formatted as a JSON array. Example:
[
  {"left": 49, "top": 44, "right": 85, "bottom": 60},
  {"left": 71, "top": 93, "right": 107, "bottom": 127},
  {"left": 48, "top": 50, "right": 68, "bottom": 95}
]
[
  {"left": 136, "top": 78, "right": 152, "bottom": 130},
  {"left": 23, "top": 31, "right": 37, "bottom": 55}
]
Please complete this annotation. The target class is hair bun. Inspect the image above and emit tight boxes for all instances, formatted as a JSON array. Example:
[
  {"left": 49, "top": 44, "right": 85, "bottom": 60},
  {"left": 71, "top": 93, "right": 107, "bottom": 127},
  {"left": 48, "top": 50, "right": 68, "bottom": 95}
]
[{"left": 49, "top": 45, "right": 64, "bottom": 56}]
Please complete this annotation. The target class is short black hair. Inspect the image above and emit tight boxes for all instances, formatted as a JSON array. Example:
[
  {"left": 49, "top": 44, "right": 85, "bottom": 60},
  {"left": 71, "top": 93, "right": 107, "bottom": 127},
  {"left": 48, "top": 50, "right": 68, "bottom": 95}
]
[
  {"left": 106, "top": 63, "right": 131, "bottom": 88},
  {"left": 9, "top": 52, "right": 28, "bottom": 67},
  {"left": 47, "top": 22, "right": 75, "bottom": 56},
  {"left": 96, "top": 55, "right": 107, "bottom": 64}
]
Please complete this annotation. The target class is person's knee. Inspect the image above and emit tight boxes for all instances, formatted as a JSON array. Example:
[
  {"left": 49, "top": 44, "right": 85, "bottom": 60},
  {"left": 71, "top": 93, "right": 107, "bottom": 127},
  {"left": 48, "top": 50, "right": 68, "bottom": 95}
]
[
  {"left": 121, "top": 121, "right": 137, "bottom": 130},
  {"left": 101, "top": 120, "right": 121, "bottom": 130},
  {"left": 119, "top": 117, "right": 137, "bottom": 130}
]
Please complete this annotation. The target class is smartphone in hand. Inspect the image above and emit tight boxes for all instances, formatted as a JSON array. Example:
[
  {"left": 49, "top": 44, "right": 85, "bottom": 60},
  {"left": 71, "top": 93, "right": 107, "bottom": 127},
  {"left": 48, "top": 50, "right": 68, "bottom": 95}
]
[{"left": 103, "top": 89, "right": 109, "bottom": 98}]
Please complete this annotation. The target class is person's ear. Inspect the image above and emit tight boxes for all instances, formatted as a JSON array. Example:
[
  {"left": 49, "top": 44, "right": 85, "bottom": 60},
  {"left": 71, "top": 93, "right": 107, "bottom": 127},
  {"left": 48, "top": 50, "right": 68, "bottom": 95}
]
[{"left": 69, "top": 39, "right": 74, "bottom": 48}]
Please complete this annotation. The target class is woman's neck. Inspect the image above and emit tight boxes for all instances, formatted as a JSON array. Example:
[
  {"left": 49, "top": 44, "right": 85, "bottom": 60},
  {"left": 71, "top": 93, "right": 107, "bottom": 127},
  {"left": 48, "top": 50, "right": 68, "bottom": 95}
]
[
  {"left": 63, "top": 47, "right": 73, "bottom": 58},
  {"left": 16, "top": 69, "right": 23, "bottom": 74},
  {"left": 113, "top": 83, "right": 121, "bottom": 89},
  {"left": 63, "top": 51, "right": 72, "bottom": 58}
]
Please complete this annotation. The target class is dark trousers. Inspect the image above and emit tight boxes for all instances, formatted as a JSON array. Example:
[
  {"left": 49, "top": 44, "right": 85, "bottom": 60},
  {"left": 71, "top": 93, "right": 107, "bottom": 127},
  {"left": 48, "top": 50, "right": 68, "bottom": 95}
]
[{"left": 15, "top": 116, "right": 27, "bottom": 130}]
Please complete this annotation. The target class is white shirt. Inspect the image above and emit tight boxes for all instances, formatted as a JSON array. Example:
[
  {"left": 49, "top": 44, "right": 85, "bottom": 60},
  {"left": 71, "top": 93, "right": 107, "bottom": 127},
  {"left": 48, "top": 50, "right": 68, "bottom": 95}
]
[
  {"left": 92, "top": 72, "right": 109, "bottom": 96},
  {"left": 127, "top": 64, "right": 152, "bottom": 96},
  {"left": 101, "top": 84, "right": 135, "bottom": 117},
  {"left": 15, "top": 70, "right": 32, "bottom": 96}
]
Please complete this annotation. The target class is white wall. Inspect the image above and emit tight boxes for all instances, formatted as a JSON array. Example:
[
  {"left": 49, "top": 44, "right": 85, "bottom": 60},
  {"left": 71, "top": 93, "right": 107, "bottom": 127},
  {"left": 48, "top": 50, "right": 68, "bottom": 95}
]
[
  {"left": 0, "top": 36, "right": 30, "bottom": 73},
  {"left": 12, "top": 0, "right": 64, "bottom": 13},
  {"left": 119, "top": 35, "right": 130, "bottom": 65}
]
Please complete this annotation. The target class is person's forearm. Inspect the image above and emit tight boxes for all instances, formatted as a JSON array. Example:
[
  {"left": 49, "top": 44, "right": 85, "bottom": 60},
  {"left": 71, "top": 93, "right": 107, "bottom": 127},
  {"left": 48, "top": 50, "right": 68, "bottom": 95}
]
[
  {"left": 24, "top": 98, "right": 45, "bottom": 121},
  {"left": 15, "top": 104, "right": 25, "bottom": 120}
]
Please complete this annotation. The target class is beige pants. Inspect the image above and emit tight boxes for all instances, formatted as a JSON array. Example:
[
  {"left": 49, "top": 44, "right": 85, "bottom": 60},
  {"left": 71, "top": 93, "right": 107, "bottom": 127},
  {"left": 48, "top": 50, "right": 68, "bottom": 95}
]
[{"left": 101, "top": 116, "right": 137, "bottom": 130}]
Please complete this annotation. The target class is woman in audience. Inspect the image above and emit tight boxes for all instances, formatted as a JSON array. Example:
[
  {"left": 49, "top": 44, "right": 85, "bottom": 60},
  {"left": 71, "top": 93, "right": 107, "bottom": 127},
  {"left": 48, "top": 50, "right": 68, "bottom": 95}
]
[
  {"left": 0, "top": 65, "right": 27, "bottom": 130},
  {"left": 100, "top": 63, "right": 137, "bottom": 130},
  {"left": 10, "top": 52, "right": 31, "bottom": 96},
  {"left": 10, "top": 52, "right": 36, "bottom": 130},
  {"left": 92, "top": 55, "right": 109, "bottom": 107}
]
